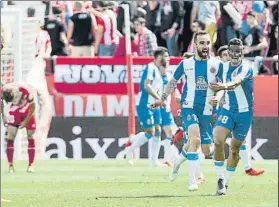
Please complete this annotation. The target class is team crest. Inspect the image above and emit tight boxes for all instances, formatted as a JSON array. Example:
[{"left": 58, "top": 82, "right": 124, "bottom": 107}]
[
  {"left": 196, "top": 76, "right": 208, "bottom": 90},
  {"left": 187, "top": 115, "right": 192, "bottom": 121},
  {"left": 210, "top": 67, "right": 216, "bottom": 74}
]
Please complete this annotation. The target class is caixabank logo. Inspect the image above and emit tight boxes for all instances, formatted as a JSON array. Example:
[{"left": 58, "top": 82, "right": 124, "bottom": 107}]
[{"left": 46, "top": 117, "right": 278, "bottom": 160}]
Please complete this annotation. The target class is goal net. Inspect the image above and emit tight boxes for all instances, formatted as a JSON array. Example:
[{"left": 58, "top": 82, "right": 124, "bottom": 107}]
[{"left": 1, "top": 8, "right": 52, "bottom": 160}]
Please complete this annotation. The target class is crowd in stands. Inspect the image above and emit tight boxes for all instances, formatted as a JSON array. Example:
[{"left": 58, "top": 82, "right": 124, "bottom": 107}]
[{"left": 2, "top": 1, "right": 278, "bottom": 74}]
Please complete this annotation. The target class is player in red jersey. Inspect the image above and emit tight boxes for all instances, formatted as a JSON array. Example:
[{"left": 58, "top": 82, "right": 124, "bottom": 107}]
[{"left": 1, "top": 83, "right": 36, "bottom": 173}]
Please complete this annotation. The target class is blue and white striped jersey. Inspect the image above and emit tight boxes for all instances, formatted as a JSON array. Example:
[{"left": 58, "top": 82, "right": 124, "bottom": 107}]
[
  {"left": 173, "top": 56, "right": 221, "bottom": 115},
  {"left": 218, "top": 60, "right": 254, "bottom": 113},
  {"left": 136, "top": 62, "right": 163, "bottom": 107}
]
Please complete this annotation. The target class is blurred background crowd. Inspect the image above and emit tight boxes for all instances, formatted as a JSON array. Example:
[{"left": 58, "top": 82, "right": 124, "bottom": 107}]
[{"left": 1, "top": 1, "right": 278, "bottom": 73}]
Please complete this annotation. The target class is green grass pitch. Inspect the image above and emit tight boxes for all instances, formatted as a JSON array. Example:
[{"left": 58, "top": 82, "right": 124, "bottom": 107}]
[{"left": 1, "top": 160, "right": 278, "bottom": 207}]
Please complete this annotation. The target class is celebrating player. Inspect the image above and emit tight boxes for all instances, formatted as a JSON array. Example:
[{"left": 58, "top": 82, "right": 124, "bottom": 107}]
[
  {"left": 152, "top": 31, "right": 221, "bottom": 191},
  {"left": 216, "top": 45, "right": 264, "bottom": 177},
  {"left": 210, "top": 38, "right": 255, "bottom": 195},
  {"left": 1, "top": 83, "right": 36, "bottom": 173},
  {"left": 125, "top": 47, "right": 169, "bottom": 166}
]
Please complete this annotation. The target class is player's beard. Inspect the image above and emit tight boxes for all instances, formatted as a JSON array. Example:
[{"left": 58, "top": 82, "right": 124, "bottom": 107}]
[{"left": 197, "top": 48, "right": 210, "bottom": 60}]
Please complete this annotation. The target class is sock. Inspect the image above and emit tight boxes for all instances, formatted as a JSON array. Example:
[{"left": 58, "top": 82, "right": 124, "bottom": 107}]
[
  {"left": 196, "top": 156, "right": 204, "bottom": 179},
  {"left": 225, "top": 166, "right": 236, "bottom": 184},
  {"left": 28, "top": 139, "right": 36, "bottom": 166},
  {"left": 164, "top": 137, "right": 172, "bottom": 161},
  {"left": 239, "top": 144, "right": 251, "bottom": 171},
  {"left": 126, "top": 132, "right": 150, "bottom": 158},
  {"left": 214, "top": 160, "right": 225, "bottom": 180},
  {"left": 6, "top": 140, "right": 14, "bottom": 166},
  {"left": 187, "top": 152, "right": 199, "bottom": 185},
  {"left": 151, "top": 130, "right": 161, "bottom": 165},
  {"left": 177, "top": 148, "right": 187, "bottom": 165}
]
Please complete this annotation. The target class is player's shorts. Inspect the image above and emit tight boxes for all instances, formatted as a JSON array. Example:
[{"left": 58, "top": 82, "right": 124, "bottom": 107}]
[
  {"left": 215, "top": 108, "right": 253, "bottom": 141},
  {"left": 181, "top": 107, "right": 213, "bottom": 145},
  {"left": 137, "top": 106, "right": 162, "bottom": 129},
  {"left": 160, "top": 107, "right": 175, "bottom": 127},
  {"left": 7, "top": 104, "right": 36, "bottom": 130}
]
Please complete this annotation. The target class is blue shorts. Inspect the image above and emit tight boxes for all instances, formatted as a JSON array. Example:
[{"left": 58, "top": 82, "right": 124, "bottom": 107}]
[
  {"left": 215, "top": 108, "right": 253, "bottom": 141},
  {"left": 181, "top": 108, "right": 213, "bottom": 145},
  {"left": 160, "top": 107, "right": 175, "bottom": 127},
  {"left": 137, "top": 106, "right": 162, "bottom": 129}
]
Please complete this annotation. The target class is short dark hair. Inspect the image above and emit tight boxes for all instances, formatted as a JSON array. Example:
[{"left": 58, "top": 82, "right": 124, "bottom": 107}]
[
  {"left": 154, "top": 47, "right": 168, "bottom": 58},
  {"left": 194, "top": 30, "right": 209, "bottom": 43},
  {"left": 52, "top": 6, "right": 62, "bottom": 15},
  {"left": 228, "top": 38, "right": 243, "bottom": 48},
  {"left": 247, "top": 11, "right": 256, "bottom": 18},
  {"left": 217, "top": 45, "right": 228, "bottom": 57},
  {"left": 2, "top": 90, "right": 13, "bottom": 102}
]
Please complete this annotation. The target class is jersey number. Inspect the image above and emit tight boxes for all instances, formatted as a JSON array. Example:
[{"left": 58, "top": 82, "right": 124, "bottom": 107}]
[{"left": 221, "top": 116, "right": 228, "bottom": 124}]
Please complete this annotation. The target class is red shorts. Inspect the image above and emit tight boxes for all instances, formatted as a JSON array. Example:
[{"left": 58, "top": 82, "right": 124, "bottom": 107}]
[{"left": 7, "top": 104, "right": 36, "bottom": 130}]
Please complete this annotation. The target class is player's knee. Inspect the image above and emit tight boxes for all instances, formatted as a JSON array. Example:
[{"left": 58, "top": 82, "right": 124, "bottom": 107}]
[{"left": 145, "top": 128, "right": 154, "bottom": 136}]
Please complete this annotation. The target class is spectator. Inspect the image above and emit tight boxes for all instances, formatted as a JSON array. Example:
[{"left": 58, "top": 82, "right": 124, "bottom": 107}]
[
  {"left": 178, "top": 1, "right": 193, "bottom": 55},
  {"left": 187, "top": 20, "right": 206, "bottom": 53},
  {"left": 44, "top": 6, "right": 69, "bottom": 56},
  {"left": 117, "top": 1, "right": 138, "bottom": 34},
  {"left": 243, "top": 11, "right": 268, "bottom": 57},
  {"left": 35, "top": 21, "right": 52, "bottom": 58},
  {"left": 217, "top": 45, "right": 229, "bottom": 62},
  {"left": 134, "top": 17, "right": 157, "bottom": 57},
  {"left": 114, "top": 24, "right": 138, "bottom": 57},
  {"left": 94, "top": 1, "right": 118, "bottom": 56},
  {"left": 216, "top": 1, "right": 239, "bottom": 50},
  {"left": 157, "top": 1, "right": 184, "bottom": 56},
  {"left": 191, "top": 1, "right": 220, "bottom": 46},
  {"left": 67, "top": 1, "right": 96, "bottom": 57}
]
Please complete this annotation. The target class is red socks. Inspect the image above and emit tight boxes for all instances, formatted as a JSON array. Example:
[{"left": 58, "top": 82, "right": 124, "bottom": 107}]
[
  {"left": 28, "top": 139, "right": 35, "bottom": 166},
  {"left": 6, "top": 140, "right": 14, "bottom": 166}
]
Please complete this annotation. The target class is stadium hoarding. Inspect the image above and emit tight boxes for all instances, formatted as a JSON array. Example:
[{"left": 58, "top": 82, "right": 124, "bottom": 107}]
[
  {"left": 51, "top": 57, "right": 278, "bottom": 117},
  {"left": 46, "top": 117, "right": 278, "bottom": 160}
]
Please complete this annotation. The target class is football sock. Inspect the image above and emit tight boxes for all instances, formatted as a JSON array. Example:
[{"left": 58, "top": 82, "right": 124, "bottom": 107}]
[
  {"left": 214, "top": 160, "right": 225, "bottom": 180},
  {"left": 225, "top": 166, "right": 236, "bottom": 184},
  {"left": 151, "top": 130, "right": 161, "bottom": 165},
  {"left": 126, "top": 132, "right": 150, "bottom": 158},
  {"left": 164, "top": 136, "right": 172, "bottom": 161},
  {"left": 196, "top": 156, "right": 204, "bottom": 179},
  {"left": 28, "top": 139, "right": 35, "bottom": 166},
  {"left": 187, "top": 152, "right": 199, "bottom": 185},
  {"left": 6, "top": 140, "right": 14, "bottom": 167},
  {"left": 239, "top": 144, "right": 251, "bottom": 171}
]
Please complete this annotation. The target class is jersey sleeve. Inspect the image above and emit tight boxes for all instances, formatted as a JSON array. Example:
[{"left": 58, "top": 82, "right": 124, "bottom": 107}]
[{"left": 173, "top": 61, "right": 185, "bottom": 81}]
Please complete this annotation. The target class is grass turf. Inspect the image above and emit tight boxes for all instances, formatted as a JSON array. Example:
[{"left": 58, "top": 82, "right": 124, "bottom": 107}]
[{"left": 1, "top": 159, "right": 278, "bottom": 207}]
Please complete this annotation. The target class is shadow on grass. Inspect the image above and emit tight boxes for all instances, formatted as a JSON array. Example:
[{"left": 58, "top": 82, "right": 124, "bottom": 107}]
[{"left": 97, "top": 194, "right": 218, "bottom": 199}]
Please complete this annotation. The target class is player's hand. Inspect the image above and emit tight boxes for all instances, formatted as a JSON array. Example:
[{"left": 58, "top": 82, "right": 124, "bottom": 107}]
[
  {"left": 208, "top": 96, "right": 218, "bottom": 106},
  {"left": 150, "top": 100, "right": 165, "bottom": 109},
  {"left": 19, "top": 121, "right": 27, "bottom": 129},
  {"left": 243, "top": 46, "right": 251, "bottom": 54},
  {"left": 209, "top": 82, "right": 225, "bottom": 92}
]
